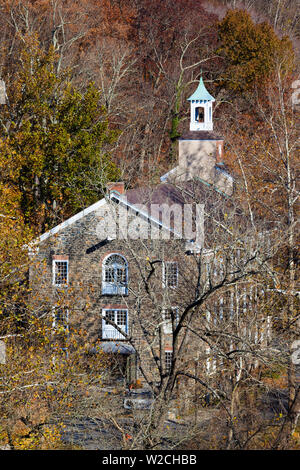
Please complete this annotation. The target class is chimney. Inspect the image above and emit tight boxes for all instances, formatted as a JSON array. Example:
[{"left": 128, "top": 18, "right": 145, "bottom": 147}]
[{"left": 106, "top": 182, "right": 125, "bottom": 195}]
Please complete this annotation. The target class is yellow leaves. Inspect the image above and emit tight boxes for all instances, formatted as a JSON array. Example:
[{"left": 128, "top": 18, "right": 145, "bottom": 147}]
[
  {"left": 11, "top": 424, "right": 62, "bottom": 450},
  {"left": 218, "top": 9, "right": 294, "bottom": 93}
]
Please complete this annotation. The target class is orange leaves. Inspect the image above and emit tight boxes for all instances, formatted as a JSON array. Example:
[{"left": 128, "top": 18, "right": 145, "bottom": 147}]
[{"left": 217, "top": 9, "right": 294, "bottom": 93}]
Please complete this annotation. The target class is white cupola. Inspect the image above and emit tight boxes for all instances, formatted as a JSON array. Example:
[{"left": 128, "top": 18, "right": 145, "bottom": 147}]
[{"left": 187, "top": 77, "right": 215, "bottom": 131}]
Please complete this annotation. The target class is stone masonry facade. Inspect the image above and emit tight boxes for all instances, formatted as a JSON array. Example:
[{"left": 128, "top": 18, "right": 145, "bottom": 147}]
[{"left": 29, "top": 196, "right": 194, "bottom": 385}]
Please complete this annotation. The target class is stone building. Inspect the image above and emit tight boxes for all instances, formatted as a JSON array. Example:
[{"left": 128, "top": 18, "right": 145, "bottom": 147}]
[{"left": 30, "top": 79, "right": 265, "bottom": 388}]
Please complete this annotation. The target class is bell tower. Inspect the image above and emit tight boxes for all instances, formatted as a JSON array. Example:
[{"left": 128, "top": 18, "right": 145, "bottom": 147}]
[
  {"left": 187, "top": 77, "right": 215, "bottom": 131},
  {"left": 160, "top": 75, "right": 233, "bottom": 196}
]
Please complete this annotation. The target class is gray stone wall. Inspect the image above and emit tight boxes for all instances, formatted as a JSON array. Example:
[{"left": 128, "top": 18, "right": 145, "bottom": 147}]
[
  {"left": 30, "top": 197, "right": 262, "bottom": 388},
  {"left": 29, "top": 202, "right": 190, "bottom": 383},
  {"left": 165, "top": 138, "right": 233, "bottom": 196}
]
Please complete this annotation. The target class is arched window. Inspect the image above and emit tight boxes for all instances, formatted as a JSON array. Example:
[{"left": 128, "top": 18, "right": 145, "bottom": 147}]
[{"left": 102, "top": 254, "right": 128, "bottom": 295}]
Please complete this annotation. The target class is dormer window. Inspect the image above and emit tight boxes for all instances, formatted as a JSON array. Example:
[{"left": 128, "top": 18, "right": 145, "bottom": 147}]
[{"left": 102, "top": 254, "right": 128, "bottom": 295}]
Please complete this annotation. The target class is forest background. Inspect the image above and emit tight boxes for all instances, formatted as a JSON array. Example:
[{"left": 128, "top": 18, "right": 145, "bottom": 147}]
[{"left": 0, "top": 0, "right": 299, "bottom": 451}]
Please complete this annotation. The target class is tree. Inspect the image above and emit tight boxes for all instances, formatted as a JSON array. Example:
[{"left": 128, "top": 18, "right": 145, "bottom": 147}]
[
  {"left": 0, "top": 37, "right": 120, "bottom": 231},
  {"left": 222, "top": 62, "right": 299, "bottom": 448},
  {"left": 212, "top": 0, "right": 300, "bottom": 39},
  {"left": 0, "top": 177, "right": 107, "bottom": 448},
  {"left": 216, "top": 9, "right": 294, "bottom": 93}
]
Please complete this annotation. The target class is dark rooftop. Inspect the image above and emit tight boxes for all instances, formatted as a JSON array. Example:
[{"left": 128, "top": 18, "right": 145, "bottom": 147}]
[
  {"left": 124, "top": 181, "right": 247, "bottom": 246},
  {"left": 126, "top": 181, "right": 231, "bottom": 211},
  {"left": 179, "top": 131, "right": 224, "bottom": 141}
]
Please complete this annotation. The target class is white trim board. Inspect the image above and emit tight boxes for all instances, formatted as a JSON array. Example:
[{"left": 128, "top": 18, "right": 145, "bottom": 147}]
[
  {"left": 109, "top": 191, "right": 182, "bottom": 238},
  {"left": 39, "top": 197, "right": 108, "bottom": 243}
]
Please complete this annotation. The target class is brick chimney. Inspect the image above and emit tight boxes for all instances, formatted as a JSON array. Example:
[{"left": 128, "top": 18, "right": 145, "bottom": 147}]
[{"left": 106, "top": 182, "right": 125, "bottom": 195}]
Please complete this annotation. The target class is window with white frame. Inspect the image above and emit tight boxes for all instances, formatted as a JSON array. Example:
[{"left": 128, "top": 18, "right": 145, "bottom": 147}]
[
  {"left": 162, "top": 307, "right": 179, "bottom": 334},
  {"left": 163, "top": 261, "right": 178, "bottom": 288},
  {"left": 53, "top": 260, "right": 69, "bottom": 287},
  {"left": 165, "top": 350, "right": 173, "bottom": 374},
  {"left": 102, "top": 254, "right": 128, "bottom": 295},
  {"left": 52, "top": 307, "right": 69, "bottom": 333},
  {"left": 102, "top": 308, "right": 128, "bottom": 339}
]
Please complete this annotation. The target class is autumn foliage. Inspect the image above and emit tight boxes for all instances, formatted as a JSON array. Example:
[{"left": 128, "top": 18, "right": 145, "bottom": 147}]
[
  {"left": 0, "top": 0, "right": 299, "bottom": 451},
  {"left": 217, "top": 9, "right": 294, "bottom": 92}
]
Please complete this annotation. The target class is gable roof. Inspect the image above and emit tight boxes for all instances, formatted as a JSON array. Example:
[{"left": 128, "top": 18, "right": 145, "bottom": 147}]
[
  {"left": 109, "top": 190, "right": 183, "bottom": 238},
  {"left": 37, "top": 178, "right": 236, "bottom": 246},
  {"left": 37, "top": 186, "right": 182, "bottom": 244}
]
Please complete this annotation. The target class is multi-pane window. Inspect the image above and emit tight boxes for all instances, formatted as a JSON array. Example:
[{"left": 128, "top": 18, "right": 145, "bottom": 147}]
[
  {"left": 162, "top": 307, "right": 179, "bottom": 334},
  {"left": 53, "top": 260, "right": 68, "bottom": 287},
  {"left": 52, "top": 307, "right": 69, "bottom": 332},
  {"left": 102, "top": 309, "right": 128, "bottom": 339},
  {"left": 52, "top": 307, "right": 69, "bottom": 358},
  {"left": 102, "top": 254, "right": 128, "bottom": 295},
  {"left": 165, "top": 350, "right": 173, "bottom": 374},
  {"left": 163, "top": 262, "right": 178, "bottom": 288}
]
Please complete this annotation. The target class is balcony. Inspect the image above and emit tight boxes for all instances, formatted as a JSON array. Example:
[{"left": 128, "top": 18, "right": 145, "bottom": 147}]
[
  {"left": 102, "top": 282, "right": 128, "bottom": 296},
  {"left": 102, "top": 325, "right": 128, "bottom": 340}
]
